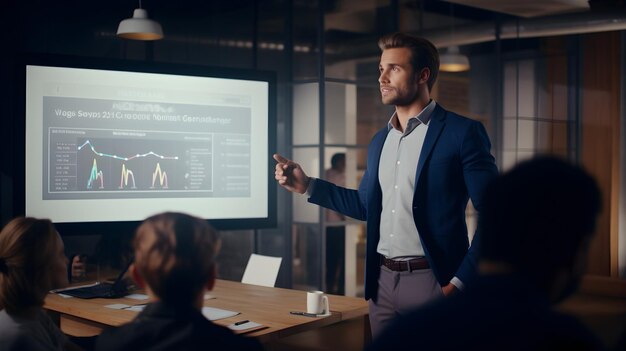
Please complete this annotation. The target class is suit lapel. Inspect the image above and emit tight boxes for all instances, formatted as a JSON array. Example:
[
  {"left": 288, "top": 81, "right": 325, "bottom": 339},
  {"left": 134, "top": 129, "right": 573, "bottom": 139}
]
[
  {"left": 415, "top": 105, "right": 447, "bottom": 186},
  {"left": 370, "top": 128, "right": 387, "bottom": 187}
]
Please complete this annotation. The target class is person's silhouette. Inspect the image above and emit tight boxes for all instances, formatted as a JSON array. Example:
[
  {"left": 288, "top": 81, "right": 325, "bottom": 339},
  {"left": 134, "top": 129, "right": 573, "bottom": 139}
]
[
  {"left": 325, "top": 153, "right": 346, "bottom": 295},
  {"left": 367, "top": 156, "right": 605, "bottom": 351},
  {"left": 0, "top": 217, "right": 81, "bottom": 351},
  {"left": 95, "top": 212, "right": 263, "bottom": 351}
]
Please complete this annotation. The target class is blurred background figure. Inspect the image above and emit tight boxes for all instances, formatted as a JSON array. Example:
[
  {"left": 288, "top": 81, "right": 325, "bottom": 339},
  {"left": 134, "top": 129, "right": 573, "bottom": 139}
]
[
  {"left": 325, "top": 153, "right": 346, "bottom": 295},
  {"left": 64, "top": 231, "right": 133, "bottom": 285},
  {"left": 69, "top": 254, "right": 87, "bottom": 282}
]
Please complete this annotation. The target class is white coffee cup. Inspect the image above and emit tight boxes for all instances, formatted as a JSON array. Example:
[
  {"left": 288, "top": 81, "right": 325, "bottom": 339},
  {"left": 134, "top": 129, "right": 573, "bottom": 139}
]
[{"left": 307, "top": 290, "right": 330, "bottom": 315}]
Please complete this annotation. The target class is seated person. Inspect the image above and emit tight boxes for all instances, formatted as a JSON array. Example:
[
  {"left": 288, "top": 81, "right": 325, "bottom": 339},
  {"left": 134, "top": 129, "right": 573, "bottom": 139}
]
[
  {"left": 65, "top": 231, "right": 133, "bottom": 283},
  {"left": 67, "top": 254, "right": 87, "bottom": 282},
  {"left": 0, "top": 217, "right": 80, "bottom": 351},
  {"left": 95, "top": 212, "right": 263, "bottom": 351},
  {"left": 367, "top": 157, "right": 606, "bottom": 351}
]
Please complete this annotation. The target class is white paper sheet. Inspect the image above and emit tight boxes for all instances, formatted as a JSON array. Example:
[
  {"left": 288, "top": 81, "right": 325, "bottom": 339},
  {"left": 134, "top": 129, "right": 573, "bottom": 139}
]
[{"left": 201, "top": 307, "right": 240, "bottom": 321}]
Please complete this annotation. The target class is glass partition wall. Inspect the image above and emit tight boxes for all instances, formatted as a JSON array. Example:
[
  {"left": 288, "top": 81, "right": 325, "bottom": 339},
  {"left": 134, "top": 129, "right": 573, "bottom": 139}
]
[
  {"left": 6, "top": 1, "right": 623, "bottom": 297},
  {"left": 289, "top": 1, "right": 502, "bottom": 295},
  {"left": 287, "top": 1, "right": 624, "bottom": 295}
]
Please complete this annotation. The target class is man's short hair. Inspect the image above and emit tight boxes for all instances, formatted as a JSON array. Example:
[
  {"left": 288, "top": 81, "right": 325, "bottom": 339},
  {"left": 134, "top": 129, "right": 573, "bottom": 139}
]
[
  {"left": 133, "top": 212, "right": 220, "bottom": 304},
  {"left": 331, "top": 153, "right": 345, "bottom": 170},
  {"left": 378, "top": 32, "right": 440, "bottom": 91},
  {"left": 479, "top": 156, "right": 601, "bottom": 279}
]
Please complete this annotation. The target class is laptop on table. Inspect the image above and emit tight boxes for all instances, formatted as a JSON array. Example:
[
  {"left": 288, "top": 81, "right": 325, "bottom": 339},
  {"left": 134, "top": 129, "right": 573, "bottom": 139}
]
[{"left": 55, "top": 258, "right": 133, "bottom": 299}]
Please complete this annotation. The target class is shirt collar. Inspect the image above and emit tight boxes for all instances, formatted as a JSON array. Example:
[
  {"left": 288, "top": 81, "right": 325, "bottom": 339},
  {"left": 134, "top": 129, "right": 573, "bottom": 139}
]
[{"left": 387, "top": 99, "right": 437, "bottom": 133}]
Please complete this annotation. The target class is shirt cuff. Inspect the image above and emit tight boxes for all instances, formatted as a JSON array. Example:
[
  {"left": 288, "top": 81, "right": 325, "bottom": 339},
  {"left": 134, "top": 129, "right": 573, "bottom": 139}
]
[
  {"left": 450, "top": 277, "right": 465, "bottom": 291},
  {"left": 305, "top": 177, "right": 317, "bottom": 197}
]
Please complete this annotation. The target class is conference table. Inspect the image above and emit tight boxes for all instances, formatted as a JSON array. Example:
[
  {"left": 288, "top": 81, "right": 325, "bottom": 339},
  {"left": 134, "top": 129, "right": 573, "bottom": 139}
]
[{"left": 44, "top": 279, "right": 370, "bottom": 349}]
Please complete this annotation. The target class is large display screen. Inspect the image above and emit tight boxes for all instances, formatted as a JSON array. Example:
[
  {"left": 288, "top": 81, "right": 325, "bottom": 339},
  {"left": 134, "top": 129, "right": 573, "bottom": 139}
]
[{"left": 20, "top": 56, "right": 275, "bottom": 232}]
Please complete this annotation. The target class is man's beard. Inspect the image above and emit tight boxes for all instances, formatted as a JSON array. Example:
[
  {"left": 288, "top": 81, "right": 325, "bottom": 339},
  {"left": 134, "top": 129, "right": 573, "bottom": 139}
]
[{"left": 381, "top": 89, "right": 419, "bottom": 106}]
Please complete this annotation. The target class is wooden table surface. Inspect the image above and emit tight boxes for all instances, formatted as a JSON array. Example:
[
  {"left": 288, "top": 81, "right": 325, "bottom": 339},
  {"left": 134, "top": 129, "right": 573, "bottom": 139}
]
[{"left": 44, "top": 279, "right": 369, "bottom": 344}]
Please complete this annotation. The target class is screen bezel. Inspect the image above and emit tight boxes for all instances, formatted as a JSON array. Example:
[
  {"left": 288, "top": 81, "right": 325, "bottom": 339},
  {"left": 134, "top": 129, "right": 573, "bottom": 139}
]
[{"left": 15, "top": 53, "right": 277, "bottom": 234}]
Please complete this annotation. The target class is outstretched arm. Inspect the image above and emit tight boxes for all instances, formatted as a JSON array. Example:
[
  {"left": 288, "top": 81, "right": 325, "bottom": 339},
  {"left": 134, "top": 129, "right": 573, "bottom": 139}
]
[
  {"left": 275, "top": 153, "right": 368, "bottom": 220},
  {"left": 273, "top": 153, "right": 310, "bottom": 194}
]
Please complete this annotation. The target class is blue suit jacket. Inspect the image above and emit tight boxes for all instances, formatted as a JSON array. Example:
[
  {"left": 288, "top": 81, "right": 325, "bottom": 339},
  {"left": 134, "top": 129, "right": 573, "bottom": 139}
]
[{"left": 309, "top": 104, "right": 498, "bottom": 301}]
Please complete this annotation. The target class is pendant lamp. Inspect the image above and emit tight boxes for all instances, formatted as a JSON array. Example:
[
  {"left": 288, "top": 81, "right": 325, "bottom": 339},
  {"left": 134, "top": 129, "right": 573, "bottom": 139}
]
[
  {"left": 117, "top": 1, "right": 163, "bottom": 41},
  {"left": 439, "top": 46, "right": 470, "bottom": 72}
]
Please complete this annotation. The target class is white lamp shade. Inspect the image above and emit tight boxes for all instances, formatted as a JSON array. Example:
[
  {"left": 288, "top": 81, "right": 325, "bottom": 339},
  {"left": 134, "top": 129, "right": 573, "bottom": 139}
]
[
  {"left": 439, "top": 46, "right": 470, "bottom": 72},
  {"left": 117, "top": 9, "right": 163, "bottom": 41}
]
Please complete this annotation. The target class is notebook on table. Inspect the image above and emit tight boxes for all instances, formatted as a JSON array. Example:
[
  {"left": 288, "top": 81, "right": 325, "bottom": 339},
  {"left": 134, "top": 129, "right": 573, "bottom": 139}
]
[{"left": 55, "top": 259, "right": 133, "bottom": 299}]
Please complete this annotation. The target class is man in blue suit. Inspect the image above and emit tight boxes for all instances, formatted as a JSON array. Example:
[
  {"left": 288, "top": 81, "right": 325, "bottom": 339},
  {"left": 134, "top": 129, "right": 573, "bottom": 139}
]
[{"left": 274, "top": 32, "right": 498, "bottom": 336}]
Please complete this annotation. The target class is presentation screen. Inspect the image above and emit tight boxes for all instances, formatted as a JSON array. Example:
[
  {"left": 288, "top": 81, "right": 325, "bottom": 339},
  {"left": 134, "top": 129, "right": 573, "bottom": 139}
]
[{"left": 20, "top": 55, "right": 276, "bottom": 232}]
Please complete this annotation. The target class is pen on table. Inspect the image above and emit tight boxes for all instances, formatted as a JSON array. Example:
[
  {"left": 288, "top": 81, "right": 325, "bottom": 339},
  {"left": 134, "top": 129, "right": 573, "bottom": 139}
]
[
  {"left": 290, "top": 311, "right": 318, "bottom": 317},
  {"left": 234, "top": 320, "right": 249, "bottom": 326}
]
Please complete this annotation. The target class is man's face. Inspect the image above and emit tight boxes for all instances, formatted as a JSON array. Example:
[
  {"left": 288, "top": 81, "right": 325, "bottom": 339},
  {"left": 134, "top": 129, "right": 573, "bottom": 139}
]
[{"left": 379, "top": 47, "right": 420, "bottom": 106}]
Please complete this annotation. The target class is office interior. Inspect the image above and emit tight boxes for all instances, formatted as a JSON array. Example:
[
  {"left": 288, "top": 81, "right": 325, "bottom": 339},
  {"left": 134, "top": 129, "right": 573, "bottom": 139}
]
[{"left": 0, "top": 0, "right": 625, "bottom": 349}]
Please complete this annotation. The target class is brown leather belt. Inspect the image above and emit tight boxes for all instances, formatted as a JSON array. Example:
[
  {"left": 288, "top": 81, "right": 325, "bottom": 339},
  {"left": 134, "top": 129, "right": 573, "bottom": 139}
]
[{"left": 381, "top": 257, "right": 429, "bottom": 271}]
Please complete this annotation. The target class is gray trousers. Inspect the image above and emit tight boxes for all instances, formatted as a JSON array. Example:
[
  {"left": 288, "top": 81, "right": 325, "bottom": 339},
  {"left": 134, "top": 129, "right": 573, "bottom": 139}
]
[{"left": 368, "top": 266, "right": 443, "bottom": 337}]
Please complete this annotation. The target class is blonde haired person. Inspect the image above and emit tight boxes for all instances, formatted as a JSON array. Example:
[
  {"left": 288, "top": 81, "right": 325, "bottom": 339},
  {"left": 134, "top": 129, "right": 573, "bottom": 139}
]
[
  {"left": 95, "top": 212, "right": 262, "bottom": 351},
  {"left": 0, "top": 217, "right": 80, "bottom": 351}
]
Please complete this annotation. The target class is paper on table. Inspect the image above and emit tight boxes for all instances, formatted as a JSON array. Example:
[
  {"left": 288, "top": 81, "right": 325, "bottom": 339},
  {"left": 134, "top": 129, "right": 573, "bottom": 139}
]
[
  {"left": 124, "top": 305, "right": 146, "bottom": 312},
  {"left": 51, "top": 282, "right": 99, "bottom": 293},
  {"left": 241, "top": 254, "right": 282, "bottom": 287},
  {"left": 104, "top": 304, "right": 237, "bottom": 318},
  {"left": 202, "top": 307, "right": 239, "bottom": 321},
  {"left": 125, "top": 293, "right": 149, "bottom": 300},
  {"left": 105, "top": 303, "right": 130, "bottom": 310},
  {"left": 228, "top": 321, "right": 265, "bottom": 334},
  {"left": 104, "top": 304, "right": 147, "bottom": 312}
]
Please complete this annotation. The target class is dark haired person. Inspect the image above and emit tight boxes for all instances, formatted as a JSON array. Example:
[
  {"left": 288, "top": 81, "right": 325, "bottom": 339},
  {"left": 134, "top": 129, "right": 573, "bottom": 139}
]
[
  {"left": 95, "top": 212, "right": 262, "bottom": 351},
  {"left": 325, "top": 152, "right": 346, "bottom": 295},
  {"left": 368, "top": 157, "right": 605, "bottom": 350},
  {"left": 274, "top": 32, "right": 498, "bottom": 335},
  {"left": 0, "top": 217, "right": 81, "bottom": 351}
]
